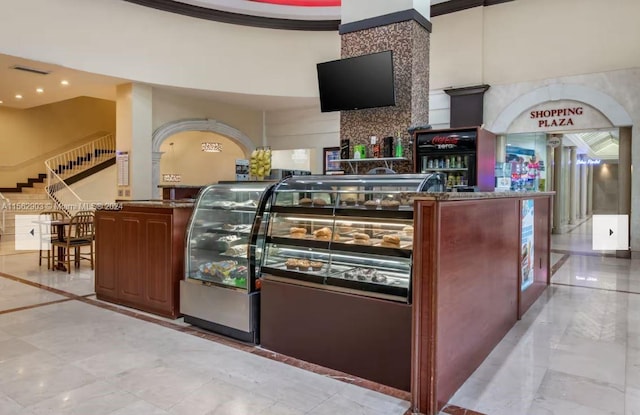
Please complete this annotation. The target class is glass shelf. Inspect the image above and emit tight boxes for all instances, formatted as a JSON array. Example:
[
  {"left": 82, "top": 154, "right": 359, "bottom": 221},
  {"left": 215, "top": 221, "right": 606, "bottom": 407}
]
[{"left": 337, "top": 157, "right": 408, "bottom": 174}]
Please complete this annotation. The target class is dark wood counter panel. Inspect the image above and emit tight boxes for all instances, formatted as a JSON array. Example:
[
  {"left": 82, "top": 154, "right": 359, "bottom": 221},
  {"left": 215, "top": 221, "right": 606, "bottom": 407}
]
[
  {"left": 95, "top": 202, "right": 193, "bottom": 319},
  {"left": 159, "top": 185, "right": 203, "bottom": 200},
  {"left": 410, "top": 193, "right": 552, "bottom": 414}
]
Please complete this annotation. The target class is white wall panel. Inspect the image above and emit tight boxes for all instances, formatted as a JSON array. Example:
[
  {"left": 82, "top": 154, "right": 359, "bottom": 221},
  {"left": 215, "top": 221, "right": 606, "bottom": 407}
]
[{"left": 0, "top": 0, "right": 340, "bottom": 98}]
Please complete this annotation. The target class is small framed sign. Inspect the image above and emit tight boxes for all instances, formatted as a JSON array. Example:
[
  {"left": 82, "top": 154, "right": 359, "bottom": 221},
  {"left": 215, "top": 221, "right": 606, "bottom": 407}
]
[{"left": 323, "top": 147, "right": 343, "bottom": 175}]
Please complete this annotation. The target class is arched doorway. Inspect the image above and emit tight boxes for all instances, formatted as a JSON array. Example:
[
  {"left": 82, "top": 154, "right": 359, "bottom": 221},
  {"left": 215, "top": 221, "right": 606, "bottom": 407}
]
[
  {"left": 151, "top": 119, "right": 257, "bottom": 198},
  {"left": 488, "top": 84, "right": 633, "bottom": 255}
]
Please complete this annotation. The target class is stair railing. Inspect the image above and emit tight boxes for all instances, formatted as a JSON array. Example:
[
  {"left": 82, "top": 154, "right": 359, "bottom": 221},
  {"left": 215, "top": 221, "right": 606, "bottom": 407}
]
[
  {"left": 0, "top": 192, "right": 8, "bottom": 238},
  {"left": 45, "top": 133, "right": 116, "bottom": 214}
]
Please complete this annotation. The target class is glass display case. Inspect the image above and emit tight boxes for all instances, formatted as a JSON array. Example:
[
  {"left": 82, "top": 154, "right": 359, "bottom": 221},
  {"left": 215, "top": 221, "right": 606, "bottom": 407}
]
[
  {"left": 259, "top": 174, "right": 442, "bottom": 302},
  {"left": 180, "top": 181, "right": 275, "bottom": 343}
]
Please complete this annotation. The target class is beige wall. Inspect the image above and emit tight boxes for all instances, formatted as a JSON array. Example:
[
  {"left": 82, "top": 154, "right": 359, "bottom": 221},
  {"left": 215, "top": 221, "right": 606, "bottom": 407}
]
[
  {"left": 0, "top": 96, "right": 115, "bottom": 187},
  {"left": 0, "top": 0, "right": 340, "bottom": 98},
  {"left": 592, "top": 163, "right": 619, "bottom": 214},
  {"left": 430, "top": 0, "right": 640, "bottom": 90},
  {"left": 152, "top": 88, "right": 264, "bottom": 151},
  {"left": 429, "top": 7, "right": 485, "bottom": 90},
  {"left": 68, "top": 165, "right": 118, "bottom": 204},
  {"left": 266, "top": 106, "right": 339, "bottom": 173},
  {"left": 159, "top": 131, "right": 246, "bottom": 185}
]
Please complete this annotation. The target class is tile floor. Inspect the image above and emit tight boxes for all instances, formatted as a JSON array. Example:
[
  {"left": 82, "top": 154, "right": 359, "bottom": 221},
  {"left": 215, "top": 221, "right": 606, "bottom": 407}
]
[{"left": 0, "top": 218, "right": 638, "bottom": 415}]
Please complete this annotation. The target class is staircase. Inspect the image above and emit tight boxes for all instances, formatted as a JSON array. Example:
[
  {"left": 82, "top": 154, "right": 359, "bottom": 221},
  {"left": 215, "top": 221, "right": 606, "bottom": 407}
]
[
  {"left": 45, "top": 133, "right": 116, "bottom": 216},
  {"left": 0, "top": 133, "right": 116, "bottom": 239},
  {"left": 0, "top": 185, "right": 53, "bottom": 241}
]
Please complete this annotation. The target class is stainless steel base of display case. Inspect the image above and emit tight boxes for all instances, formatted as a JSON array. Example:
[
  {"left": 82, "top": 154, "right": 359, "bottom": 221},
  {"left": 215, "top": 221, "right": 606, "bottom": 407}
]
[{"left": 179, "top": 280, "right": 259, "bottom": 343}]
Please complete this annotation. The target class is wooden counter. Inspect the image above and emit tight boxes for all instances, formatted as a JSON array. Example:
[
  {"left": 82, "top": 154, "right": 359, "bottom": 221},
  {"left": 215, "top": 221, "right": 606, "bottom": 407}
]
[
  {"left": 95, "top": 201, "right": 194, "bottom": 319},
  {"left": 159, "top": 185, "right": 203, "bottom": 201},
  {"left": 409, "top": 192, "right": 553, "bottom": 414}
]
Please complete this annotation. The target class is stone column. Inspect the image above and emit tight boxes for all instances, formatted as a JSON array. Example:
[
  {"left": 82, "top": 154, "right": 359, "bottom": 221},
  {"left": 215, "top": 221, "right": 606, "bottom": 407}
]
[
  {"left": 618, "top": 127, "right": 632, "bottom": 256},
  {"left": 116, "top": 83, "right": 153, "bottom": 200},
  {"left": 587, "top": 165, "right": 593, "bottom": 215},
  {"left": 496, "top": 135, "right": 507, "bottom": 164},
  {"left": 552, "top": 145, "right": 563, "bottom": 234},
  {"left": 546, "top": 143, "right": 554, "bottom": 192},
  {"left": 340, "top": 0, "right": 431, "bottom": 173},
  {"left": 569, "top": 147, "right": 577, "bottom": 225},
  {"left": 152, "top": 151, "right": 164, "bottom": 199},
  {"left": 580, "top": 157, "right": 587, "bottom": 219}
]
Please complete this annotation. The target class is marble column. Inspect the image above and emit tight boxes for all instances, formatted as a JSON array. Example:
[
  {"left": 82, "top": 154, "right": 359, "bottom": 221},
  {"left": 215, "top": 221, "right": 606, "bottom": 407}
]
[
  {"left": 552, "top": 145, "right": 563, "bottom": 234},
  {"left": 587, "top": 165, "right": 593, "bottom": 215},
  {"left": 152, "top": 151, "right": 164, "bottom": 199},
  {"left": 580, "top": 156, "right": 587, "bottom": 219},
  {"left": 546, "top": 143, "right": 554, "bottom": 192},
  {"left": 496, "top": 135, "right": 507, "bottom": 164},
  {"left": 116, "top": 82, "right": 153, "bottom": 200},
  {"left": 618, "top": 127, "right": 632, "bottom": 255},
  {"left": 569, "top": 147, "right": 577, "bottom": 225}
]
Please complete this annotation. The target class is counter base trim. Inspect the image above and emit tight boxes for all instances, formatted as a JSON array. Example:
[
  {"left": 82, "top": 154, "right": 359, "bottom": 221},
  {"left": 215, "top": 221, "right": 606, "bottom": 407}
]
[{"left": 183, "top": 315, "right": 257, "bottom": 344}]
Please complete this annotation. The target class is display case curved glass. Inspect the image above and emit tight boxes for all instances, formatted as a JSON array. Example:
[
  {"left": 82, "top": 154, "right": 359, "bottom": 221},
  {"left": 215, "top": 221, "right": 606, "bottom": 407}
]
[
  {"left": 259, "top": 174, "right": 442, "bottom": 302},
  {"left": 180, "top": 181, "right": 275, "bottom": 343}
]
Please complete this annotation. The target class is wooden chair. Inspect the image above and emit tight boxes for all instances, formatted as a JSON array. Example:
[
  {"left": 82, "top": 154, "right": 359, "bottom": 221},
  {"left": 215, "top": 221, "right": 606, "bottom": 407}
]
[
  {"left": 38, "top": 210, "right": 67, "bottom": 269},
  {"left": 52, "top": 210, "right": 95, "bottom": 273}
]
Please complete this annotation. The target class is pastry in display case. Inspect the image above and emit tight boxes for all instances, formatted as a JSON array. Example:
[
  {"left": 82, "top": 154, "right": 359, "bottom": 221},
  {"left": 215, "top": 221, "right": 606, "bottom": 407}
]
[
  {"left": 180, "top": 181, "right": 275, "bottom": 343},
  {"left": 259, "top": 174, "right": 442, "bottom": 302}
]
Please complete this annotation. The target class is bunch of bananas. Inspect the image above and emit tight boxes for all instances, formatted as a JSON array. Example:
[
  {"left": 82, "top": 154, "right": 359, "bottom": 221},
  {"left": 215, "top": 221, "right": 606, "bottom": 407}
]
[{"left": 249, "top": 147, "right": 272, "bottom": 180}]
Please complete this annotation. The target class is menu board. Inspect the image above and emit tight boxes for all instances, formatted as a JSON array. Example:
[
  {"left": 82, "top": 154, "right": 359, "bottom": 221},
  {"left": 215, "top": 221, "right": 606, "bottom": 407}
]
[{"left": 521, "top": 199, "right": 534, "bottom": 291}]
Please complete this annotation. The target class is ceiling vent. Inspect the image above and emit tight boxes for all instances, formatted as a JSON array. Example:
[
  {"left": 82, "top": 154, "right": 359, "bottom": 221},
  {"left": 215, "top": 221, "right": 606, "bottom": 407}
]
[{"left": 10, "top": 65, "right": 51, "bottom": 75}]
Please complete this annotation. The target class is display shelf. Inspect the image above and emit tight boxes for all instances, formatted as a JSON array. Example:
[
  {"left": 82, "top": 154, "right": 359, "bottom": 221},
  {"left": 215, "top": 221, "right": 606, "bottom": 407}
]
[
  {"left": 421, "top": 168, "right": 469, "bottom": 172},
  {"left": 181, "top": 181, "right": 275, "bottom": 344},
  {"left": 269, "top": 206, "right": 335, "bottom": 216},
  {"left": 338, "top": 157, "right": 408, "bottom": 174},
  {"left": 199, "top": 206, "right": 258, "bottom": 213},
  {"left": 260, "top": 174, "right": 435, "bottom": 303},
  {"left": 334, "top": 207, "right": 414, "bottom": 219},
  {"left": 267, "top": 236, "right": 412, "bottom": 258}
]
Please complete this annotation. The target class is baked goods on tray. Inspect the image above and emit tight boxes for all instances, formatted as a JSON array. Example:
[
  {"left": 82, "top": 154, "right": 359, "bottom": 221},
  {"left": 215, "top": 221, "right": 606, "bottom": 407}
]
[
  {"left": 381, "top": 234, "right": 401, "bottom": 248},
  {"left": 353, "top": 233, "right": 372, "bottom": 245},
  {"left": 299, "top": 198, "right": 313, "bottom": 206},
  {"left": 364, "top": 200, "right": 378, "bottom": 209},
  {"left": 290, "top": 227, "right": 307, "bottom": 238},
  {"left": 224, "top": 244, "right": 247, "bottom": 257},
  {"left": 313, "top": 227, "right": 332, "bottom": 240},
  {"left": 285, "top": 258, "right": 323, "bottom": 271},
  {"left": 343, "top": 197, "right": 357, "bottom": 206},
  {"left": 381, "top": 200, "right": 400, "bottom": 210}
]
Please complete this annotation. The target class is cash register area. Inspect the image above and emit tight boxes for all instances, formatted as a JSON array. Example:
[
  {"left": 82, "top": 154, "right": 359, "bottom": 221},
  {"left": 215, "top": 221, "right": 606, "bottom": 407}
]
[{"left": 0, "top": 219, "right": 639, "bottom": 415}]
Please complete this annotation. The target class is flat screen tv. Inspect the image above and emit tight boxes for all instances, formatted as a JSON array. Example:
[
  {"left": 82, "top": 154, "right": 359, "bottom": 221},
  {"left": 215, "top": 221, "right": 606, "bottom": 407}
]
[{"left": 316, "top": 50, "right": 396, "bottom": 112}]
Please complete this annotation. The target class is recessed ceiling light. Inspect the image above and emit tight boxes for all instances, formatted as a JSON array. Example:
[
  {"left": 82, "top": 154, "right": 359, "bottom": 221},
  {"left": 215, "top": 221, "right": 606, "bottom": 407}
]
[
  {"left": 15, "top": 94, "right": 23, "bottom": 99},
  {"left": 36, "top": 88, "right": 44, "bottom": 93},
  {"left": 0, "top": 100, "right": 3, "bottom": 104},
  {"left": 60, "top": 80, "right": 69, "bottom": 86}
]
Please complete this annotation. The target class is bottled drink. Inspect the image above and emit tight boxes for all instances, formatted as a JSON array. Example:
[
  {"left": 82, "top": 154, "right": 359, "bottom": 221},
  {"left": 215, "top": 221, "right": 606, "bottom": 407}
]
[
  {"left": 394, "top": 137, "right": 403, "bottom": 157},
  {"left": 373, "top": 142, "right": 381, "bottom": 158}
]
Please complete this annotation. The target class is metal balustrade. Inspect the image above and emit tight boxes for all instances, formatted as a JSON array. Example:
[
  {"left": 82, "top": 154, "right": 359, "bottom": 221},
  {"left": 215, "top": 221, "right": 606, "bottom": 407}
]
[
  {"left": 45, "top": 133, "right": 116, "bottom": 214},
  {"left": 0, "top": 192, "right": 7, "bottom": 239}
]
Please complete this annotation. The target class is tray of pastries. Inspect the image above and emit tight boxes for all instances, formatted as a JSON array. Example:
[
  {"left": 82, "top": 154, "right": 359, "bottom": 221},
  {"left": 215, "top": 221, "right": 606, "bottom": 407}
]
[
  {"left": 338, "top": 267, "right": 406, "bottom": 286},
  {"left": 342, "top": 233, "right": 412, "bottom": 249}
]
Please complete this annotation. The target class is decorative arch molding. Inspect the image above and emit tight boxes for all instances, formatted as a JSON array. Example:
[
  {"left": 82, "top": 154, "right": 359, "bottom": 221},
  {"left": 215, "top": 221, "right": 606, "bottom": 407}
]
[
  {"left": 151, "top": 118, "right": 257, "bottom": 197},
  {"left": 489, "top": 84, "right": 633, "bottom": 134}
]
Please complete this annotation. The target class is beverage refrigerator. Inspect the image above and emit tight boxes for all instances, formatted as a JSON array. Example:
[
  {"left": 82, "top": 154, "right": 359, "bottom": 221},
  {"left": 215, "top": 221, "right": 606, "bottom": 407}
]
[{"left": 412, "top": 126, "right": 496, "bottom": 191}]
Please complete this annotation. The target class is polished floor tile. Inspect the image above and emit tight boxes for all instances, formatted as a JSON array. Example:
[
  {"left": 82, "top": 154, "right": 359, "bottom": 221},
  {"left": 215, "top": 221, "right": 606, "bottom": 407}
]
[
  {"left": 0, "top": 217, "right": 638, "bottom": 415},
  {"left": 534, "top": 370, "right": 625, "bottom": 414}
]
